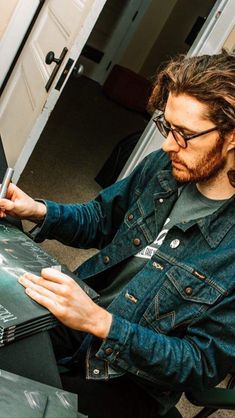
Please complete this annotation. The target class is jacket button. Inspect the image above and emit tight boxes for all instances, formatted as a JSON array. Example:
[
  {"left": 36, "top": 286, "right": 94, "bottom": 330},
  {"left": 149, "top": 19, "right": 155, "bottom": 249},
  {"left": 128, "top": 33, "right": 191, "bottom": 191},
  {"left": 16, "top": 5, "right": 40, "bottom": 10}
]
[
  {"left": 125, "top": 291, "right": 138, "bottom": 303},
  {"left": 159, "top": 198, "right": 164, "bottom": 203},
  {"left": 105, "top": 348, "right": 113, "bottom": 355},
  {"left": 184, "top": 287, "right": 193, "bottom": 296},
  {"left": 133, "top": 238, "right": 141, "bottom": 246},
  {"left": 170, "top": 239, "right": 180, "bottom": 248},
  {"left": 93, "top": 369, "right": 100, "bottom": 375},
  {"left": 128, "top": 213, "right": 134, "bottom": 220},
  {"left": 103, "top": 256, "right": 110, "bottom": 264},
  {"left": 152, "top": 262, "right": 164, "bottom": 270}
]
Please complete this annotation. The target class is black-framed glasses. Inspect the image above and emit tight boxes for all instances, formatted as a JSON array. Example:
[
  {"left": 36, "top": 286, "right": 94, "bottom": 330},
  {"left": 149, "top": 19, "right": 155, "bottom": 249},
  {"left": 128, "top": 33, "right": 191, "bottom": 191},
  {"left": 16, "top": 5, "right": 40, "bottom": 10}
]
[{"left": 153, "top": 112, "right": 218, "bottom": 148}]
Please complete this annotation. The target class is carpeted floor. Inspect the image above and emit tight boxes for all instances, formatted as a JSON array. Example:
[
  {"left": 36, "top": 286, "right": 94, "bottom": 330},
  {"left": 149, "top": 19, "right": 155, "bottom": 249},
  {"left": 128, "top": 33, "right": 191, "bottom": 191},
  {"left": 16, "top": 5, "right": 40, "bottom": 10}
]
[{"left": 18, "top": 75, "right": 233, "bottom": 418}]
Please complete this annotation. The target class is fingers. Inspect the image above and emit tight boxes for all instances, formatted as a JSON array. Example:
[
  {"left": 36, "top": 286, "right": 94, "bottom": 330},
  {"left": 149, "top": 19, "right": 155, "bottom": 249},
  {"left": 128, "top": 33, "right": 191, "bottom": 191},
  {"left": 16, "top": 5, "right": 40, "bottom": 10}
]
[
  {"left": 6, "top": 183, "right": 23, "bottom": 199},
  {"left": 0, "top": 209, "right": 6, "bottom": 218},
  {"left": 0, "top": 184, "right": 17, "bottom": 216},
  {"left": 23, "top": 282, "right": 60, "bottom": 315},
  {"left": 19, "top": 274, "right": 56, "bottom": 297},
  {"left": 41, "top": 267, "right": 73, "bottom": 284},
  {"left": 18, "top": 271, "right": 75, "bottom": 319},
  {"left": 18, "top": 272, "right": 64, "bottom": 314},
  {"left": 19, "top": 271, "right": 69, "bottom": 296},
  {"left": 0, "top": 198, "right": 14, "bottom": 218},
  {"left": 0, "top": 198, "right": 14, "bottom": 210}
]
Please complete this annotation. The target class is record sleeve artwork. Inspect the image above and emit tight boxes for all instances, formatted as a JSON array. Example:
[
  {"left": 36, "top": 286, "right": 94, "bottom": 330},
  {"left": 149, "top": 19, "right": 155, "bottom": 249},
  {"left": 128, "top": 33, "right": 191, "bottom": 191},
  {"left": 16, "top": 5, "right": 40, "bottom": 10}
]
[{"left": 0, "top": 221, "right": 98, "bottom": 346}]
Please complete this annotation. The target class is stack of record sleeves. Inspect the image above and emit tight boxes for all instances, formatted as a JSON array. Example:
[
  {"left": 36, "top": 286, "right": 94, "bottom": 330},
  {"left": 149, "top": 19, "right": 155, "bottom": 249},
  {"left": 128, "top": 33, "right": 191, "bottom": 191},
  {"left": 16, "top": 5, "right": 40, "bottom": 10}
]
[{"left": 0, "top": 220, "right": 98, "bottom": 347}]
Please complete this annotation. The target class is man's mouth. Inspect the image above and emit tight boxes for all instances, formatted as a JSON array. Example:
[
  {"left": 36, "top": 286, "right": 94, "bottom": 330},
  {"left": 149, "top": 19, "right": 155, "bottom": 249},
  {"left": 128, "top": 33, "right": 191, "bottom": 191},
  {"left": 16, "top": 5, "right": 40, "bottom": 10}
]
[
  {"left": 171, "top": 159, "right": 184, "bottom": 167},
  {"left": 168, "top": 153, "right": 186, "bottom": 168}
]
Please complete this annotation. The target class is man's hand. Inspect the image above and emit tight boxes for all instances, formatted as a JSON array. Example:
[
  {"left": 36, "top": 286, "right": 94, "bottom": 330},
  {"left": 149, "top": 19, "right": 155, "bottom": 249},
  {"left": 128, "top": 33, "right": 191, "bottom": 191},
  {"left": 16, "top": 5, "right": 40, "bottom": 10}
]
[
  {"left": 0, "top": 183, "right": 46, "bottom": 222},
  {"left": 18, "top": 268, "right": 112, "bottom": 339}
]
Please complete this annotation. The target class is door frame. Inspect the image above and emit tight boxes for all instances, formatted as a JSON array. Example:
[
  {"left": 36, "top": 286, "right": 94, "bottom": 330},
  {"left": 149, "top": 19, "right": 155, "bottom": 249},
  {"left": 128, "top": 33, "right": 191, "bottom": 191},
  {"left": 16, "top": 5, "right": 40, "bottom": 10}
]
[{"left": 118, "top": 0, "right": 235, "bottom": 180}]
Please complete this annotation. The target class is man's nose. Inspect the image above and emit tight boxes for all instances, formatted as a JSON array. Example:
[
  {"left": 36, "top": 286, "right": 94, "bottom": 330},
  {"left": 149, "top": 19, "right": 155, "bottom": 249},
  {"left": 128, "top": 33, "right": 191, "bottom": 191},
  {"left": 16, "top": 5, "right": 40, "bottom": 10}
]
[{"left": 161, "top": 133, "right": 180, "bottom": 153}]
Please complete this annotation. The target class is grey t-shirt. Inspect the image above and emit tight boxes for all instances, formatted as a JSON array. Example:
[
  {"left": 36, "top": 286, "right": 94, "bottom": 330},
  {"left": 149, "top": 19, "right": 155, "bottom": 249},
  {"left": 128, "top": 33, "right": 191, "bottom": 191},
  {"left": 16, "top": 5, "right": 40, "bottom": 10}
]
[
  {"left": 136, "top": 183, "right": 227, "bottom": 260},
  {"left": 98, "top": 183, "right": 227, "bottom": 308}
]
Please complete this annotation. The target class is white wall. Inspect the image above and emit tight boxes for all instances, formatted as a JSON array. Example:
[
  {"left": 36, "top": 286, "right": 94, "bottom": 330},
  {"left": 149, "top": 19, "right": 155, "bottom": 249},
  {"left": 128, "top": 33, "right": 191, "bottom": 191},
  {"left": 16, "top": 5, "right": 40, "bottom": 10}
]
[
  {"left": 141, "top": 0, "right": 216, "bottom": 78},
  {"left": 119, "top": 0, "right": 177, "bottom": 74}
]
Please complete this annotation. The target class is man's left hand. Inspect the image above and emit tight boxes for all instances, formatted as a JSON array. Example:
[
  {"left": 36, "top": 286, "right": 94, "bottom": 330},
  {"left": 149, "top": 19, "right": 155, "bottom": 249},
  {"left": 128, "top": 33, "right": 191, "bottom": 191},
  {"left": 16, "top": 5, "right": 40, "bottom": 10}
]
[{"left": 18, "top": 268, "right": 112, "bottom": 339}]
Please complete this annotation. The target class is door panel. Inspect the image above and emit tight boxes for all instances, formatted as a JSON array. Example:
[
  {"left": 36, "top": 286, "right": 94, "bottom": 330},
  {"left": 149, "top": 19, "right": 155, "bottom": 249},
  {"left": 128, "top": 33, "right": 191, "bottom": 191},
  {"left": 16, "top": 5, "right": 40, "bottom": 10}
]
[
  {"left": 0, "top": 0, "right": 106, "bottom": 179},
  {"left": 0, "top": 0, "right": 40, "bottom": 88}
]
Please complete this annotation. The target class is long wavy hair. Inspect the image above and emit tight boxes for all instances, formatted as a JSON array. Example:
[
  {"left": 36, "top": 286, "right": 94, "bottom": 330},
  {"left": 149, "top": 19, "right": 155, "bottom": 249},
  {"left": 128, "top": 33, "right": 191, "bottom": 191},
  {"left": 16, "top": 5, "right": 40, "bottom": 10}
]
[{"left": 148, "top": 50, "right": 235, "bottom": 185}]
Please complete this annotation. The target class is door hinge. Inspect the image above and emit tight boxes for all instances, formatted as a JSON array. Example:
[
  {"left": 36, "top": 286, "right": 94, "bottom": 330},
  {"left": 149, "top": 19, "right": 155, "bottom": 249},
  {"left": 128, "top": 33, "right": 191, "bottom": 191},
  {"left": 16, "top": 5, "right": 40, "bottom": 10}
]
[
  {"left": 106, "top": 61, "right": 112, "bottom": 71},
  {"left": 132, "top": 11, "right": 138, "bottom": 21}
]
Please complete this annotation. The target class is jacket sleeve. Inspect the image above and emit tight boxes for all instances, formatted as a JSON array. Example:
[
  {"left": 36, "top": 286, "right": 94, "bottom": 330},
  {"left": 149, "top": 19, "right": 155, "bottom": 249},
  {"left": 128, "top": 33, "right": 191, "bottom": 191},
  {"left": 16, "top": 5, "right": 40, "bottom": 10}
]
[
  {"left": 31, "top": 150, "right": 167, "bottom": 249},
  {"left": 96, "top": 292, "right": 235, "bottom": 391}
]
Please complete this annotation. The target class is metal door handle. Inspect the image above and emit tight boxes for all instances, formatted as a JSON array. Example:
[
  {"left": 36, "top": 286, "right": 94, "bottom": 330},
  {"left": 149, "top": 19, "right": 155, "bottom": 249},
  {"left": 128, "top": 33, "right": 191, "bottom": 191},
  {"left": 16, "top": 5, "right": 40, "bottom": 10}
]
[
  {"left": 45, "top": 47, "right": 68, "bottom": 91},
  {"left": 45, "top": 51, "right": 63, "bottom": 65},
  {"left": 72, "top": 64, "right": 84, "bottom": 78}
]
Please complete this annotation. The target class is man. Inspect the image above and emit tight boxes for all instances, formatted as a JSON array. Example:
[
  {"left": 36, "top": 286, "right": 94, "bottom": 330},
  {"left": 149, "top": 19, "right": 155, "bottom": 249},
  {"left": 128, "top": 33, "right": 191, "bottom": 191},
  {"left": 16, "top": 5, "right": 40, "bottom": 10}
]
[{"left": 0, "top": 50, "right": 235, "bottom": 417}]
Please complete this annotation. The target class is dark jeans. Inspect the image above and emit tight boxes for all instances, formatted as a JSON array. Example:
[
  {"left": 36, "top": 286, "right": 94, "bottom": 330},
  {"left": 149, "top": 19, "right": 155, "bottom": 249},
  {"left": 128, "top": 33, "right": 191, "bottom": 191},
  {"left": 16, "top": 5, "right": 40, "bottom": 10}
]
[{"left": 50, "top": 325, "right": 161, "bottom": 418}]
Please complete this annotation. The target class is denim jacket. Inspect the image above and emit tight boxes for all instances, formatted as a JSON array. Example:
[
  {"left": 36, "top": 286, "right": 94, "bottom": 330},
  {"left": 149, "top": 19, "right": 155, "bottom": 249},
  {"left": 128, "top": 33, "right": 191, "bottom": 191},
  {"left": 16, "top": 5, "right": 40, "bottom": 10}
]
[{"left": 33, "top": 150, "right": 235, "bottom": 414}]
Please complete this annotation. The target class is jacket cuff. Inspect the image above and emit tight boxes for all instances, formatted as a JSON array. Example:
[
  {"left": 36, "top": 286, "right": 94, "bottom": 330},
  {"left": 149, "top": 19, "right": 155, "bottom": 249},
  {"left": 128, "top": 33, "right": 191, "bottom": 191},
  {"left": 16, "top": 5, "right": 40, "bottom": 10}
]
[
  {"left": 95, "top": 314, "right": 131, "bottom": 363},
  {"left": 29, "top": 199, "right": 61, "bottom": 242}
]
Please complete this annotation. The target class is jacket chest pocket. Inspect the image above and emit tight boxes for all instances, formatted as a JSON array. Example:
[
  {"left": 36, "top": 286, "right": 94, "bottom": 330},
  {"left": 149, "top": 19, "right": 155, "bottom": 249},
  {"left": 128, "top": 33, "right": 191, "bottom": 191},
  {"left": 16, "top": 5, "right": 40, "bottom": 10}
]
[
  {"left": 124, "top": 202, "right": 143, "bottom": 228},
  {"left": 140, "top": 266, "right": 222, "bottom": 334},
  {"left": 124, "top": 193, "right": 155, "bottom": 228}
]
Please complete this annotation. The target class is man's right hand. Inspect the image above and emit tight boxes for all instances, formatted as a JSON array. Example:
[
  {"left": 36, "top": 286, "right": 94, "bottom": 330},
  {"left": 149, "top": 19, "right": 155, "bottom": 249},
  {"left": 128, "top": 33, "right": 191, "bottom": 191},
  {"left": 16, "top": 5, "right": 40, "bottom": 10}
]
[{"left": 0, "top": 183, "right": 47, "bottom": 222}]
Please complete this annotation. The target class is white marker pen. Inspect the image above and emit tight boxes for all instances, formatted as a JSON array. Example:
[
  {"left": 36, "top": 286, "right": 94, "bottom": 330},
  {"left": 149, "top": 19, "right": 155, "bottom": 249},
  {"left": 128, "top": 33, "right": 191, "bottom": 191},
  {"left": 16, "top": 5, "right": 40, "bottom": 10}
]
[{"left": 0, "top": 168, "right": 14, "bottom": 199}]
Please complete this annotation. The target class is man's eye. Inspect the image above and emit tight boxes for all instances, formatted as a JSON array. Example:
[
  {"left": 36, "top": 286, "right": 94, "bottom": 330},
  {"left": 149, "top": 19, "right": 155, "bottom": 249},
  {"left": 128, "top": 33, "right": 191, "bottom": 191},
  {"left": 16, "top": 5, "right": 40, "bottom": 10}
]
[{"left": 179, "top": 130, "right": 193, "bottom": 137}]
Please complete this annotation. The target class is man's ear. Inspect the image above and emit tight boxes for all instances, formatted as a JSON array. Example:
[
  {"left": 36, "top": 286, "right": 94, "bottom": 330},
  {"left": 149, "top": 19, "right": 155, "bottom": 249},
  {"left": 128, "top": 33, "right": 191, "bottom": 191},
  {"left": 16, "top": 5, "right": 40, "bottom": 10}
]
[{"left": 226, "top": 129, "right": 235, "bottom": 152}]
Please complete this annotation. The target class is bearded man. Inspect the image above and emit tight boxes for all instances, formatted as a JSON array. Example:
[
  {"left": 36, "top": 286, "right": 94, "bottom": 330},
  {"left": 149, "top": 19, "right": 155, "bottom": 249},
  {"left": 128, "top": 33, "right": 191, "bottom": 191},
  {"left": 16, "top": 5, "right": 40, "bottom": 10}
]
[{"left": 1, "top": 50, "right": 235, "bottom": 418}]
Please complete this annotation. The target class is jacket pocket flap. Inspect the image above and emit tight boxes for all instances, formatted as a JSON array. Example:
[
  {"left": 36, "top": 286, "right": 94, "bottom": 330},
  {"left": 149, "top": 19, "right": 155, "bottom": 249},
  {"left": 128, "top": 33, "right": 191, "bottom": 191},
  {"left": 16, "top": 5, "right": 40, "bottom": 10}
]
[{"left": 166, "top": 266, "right": 223, "bottom": 305}]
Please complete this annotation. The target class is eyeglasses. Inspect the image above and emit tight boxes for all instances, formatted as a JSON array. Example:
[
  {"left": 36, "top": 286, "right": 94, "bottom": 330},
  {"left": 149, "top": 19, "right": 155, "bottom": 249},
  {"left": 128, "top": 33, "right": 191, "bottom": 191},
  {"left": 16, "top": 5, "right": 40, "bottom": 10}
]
[{"left": 153, "top": 112, "right": 218, "bottom": 148}]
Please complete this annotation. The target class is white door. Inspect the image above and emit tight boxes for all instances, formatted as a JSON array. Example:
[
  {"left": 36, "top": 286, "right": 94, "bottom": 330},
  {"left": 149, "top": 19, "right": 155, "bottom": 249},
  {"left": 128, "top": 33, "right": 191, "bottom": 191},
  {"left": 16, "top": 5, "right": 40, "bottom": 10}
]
[
  {"left": 0, "top": 0, "right": 106, "bottom": 182},
  {"left": 118, "top": 0, "right": 235, "bottom": 179}
]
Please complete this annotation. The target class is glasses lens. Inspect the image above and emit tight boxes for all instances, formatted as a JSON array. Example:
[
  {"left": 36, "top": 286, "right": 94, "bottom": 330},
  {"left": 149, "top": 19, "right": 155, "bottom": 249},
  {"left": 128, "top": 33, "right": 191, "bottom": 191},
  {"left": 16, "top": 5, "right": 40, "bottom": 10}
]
[
  {"left": 154, "top": 115, "right": 187, "bottom": 148},
  {"left": 156, "top": 118, "right": 170, "bottom": 138},
  {"left": 172, "top": 130, "right": 187, "bottom": 148}
]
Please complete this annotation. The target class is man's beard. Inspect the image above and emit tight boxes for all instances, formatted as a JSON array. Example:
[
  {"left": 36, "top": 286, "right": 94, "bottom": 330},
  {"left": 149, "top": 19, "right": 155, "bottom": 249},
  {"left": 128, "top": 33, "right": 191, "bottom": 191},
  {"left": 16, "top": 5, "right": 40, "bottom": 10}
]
[{"left": 169, "top": 139, "right": 226, "bottom": 183}]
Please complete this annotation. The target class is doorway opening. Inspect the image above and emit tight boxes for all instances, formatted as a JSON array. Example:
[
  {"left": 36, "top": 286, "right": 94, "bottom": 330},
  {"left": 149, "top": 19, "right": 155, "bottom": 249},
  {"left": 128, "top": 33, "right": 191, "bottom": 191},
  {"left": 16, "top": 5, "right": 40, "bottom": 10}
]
[{"left": 78, "top": 0, "right": 216, "bottom": 83}]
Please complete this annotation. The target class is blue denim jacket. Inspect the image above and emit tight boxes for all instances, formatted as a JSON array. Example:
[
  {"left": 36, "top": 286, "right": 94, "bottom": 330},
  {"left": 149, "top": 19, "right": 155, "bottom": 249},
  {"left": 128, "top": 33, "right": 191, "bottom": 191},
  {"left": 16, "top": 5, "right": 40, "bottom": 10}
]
[{"left": 33, "top": 150, "right": 235, "bottom": 414}]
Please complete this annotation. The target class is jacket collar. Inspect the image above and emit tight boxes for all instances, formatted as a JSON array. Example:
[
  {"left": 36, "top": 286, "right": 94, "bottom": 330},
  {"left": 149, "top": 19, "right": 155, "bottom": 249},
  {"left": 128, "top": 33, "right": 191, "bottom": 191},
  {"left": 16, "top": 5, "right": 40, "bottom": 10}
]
[
  {"left": 154, "top": 169, "right": 235, "bottom": 248},
  {"left": 197, "top": 196, "right": 235, "bottom": 248},
  {"left": 155, "top": 169, "right": 179, "bottom": 194}
]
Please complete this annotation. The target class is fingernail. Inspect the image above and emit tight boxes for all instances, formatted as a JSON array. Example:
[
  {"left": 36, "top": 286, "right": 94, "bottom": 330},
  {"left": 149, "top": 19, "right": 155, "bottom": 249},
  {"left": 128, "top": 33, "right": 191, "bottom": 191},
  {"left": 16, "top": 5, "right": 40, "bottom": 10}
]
[
  {"left": 22, "top": 273, "right": 28, "bottom": 279},
  {"left": 19, "top": 274, "right": 27, "bottom": 282}
]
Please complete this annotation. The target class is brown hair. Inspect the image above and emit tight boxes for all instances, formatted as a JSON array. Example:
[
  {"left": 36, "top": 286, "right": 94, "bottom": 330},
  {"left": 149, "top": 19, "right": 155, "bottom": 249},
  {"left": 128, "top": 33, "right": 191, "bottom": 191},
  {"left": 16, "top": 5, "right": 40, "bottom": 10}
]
[{"left": 148, "top": 50, "right": 235, "bottom": 184}]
